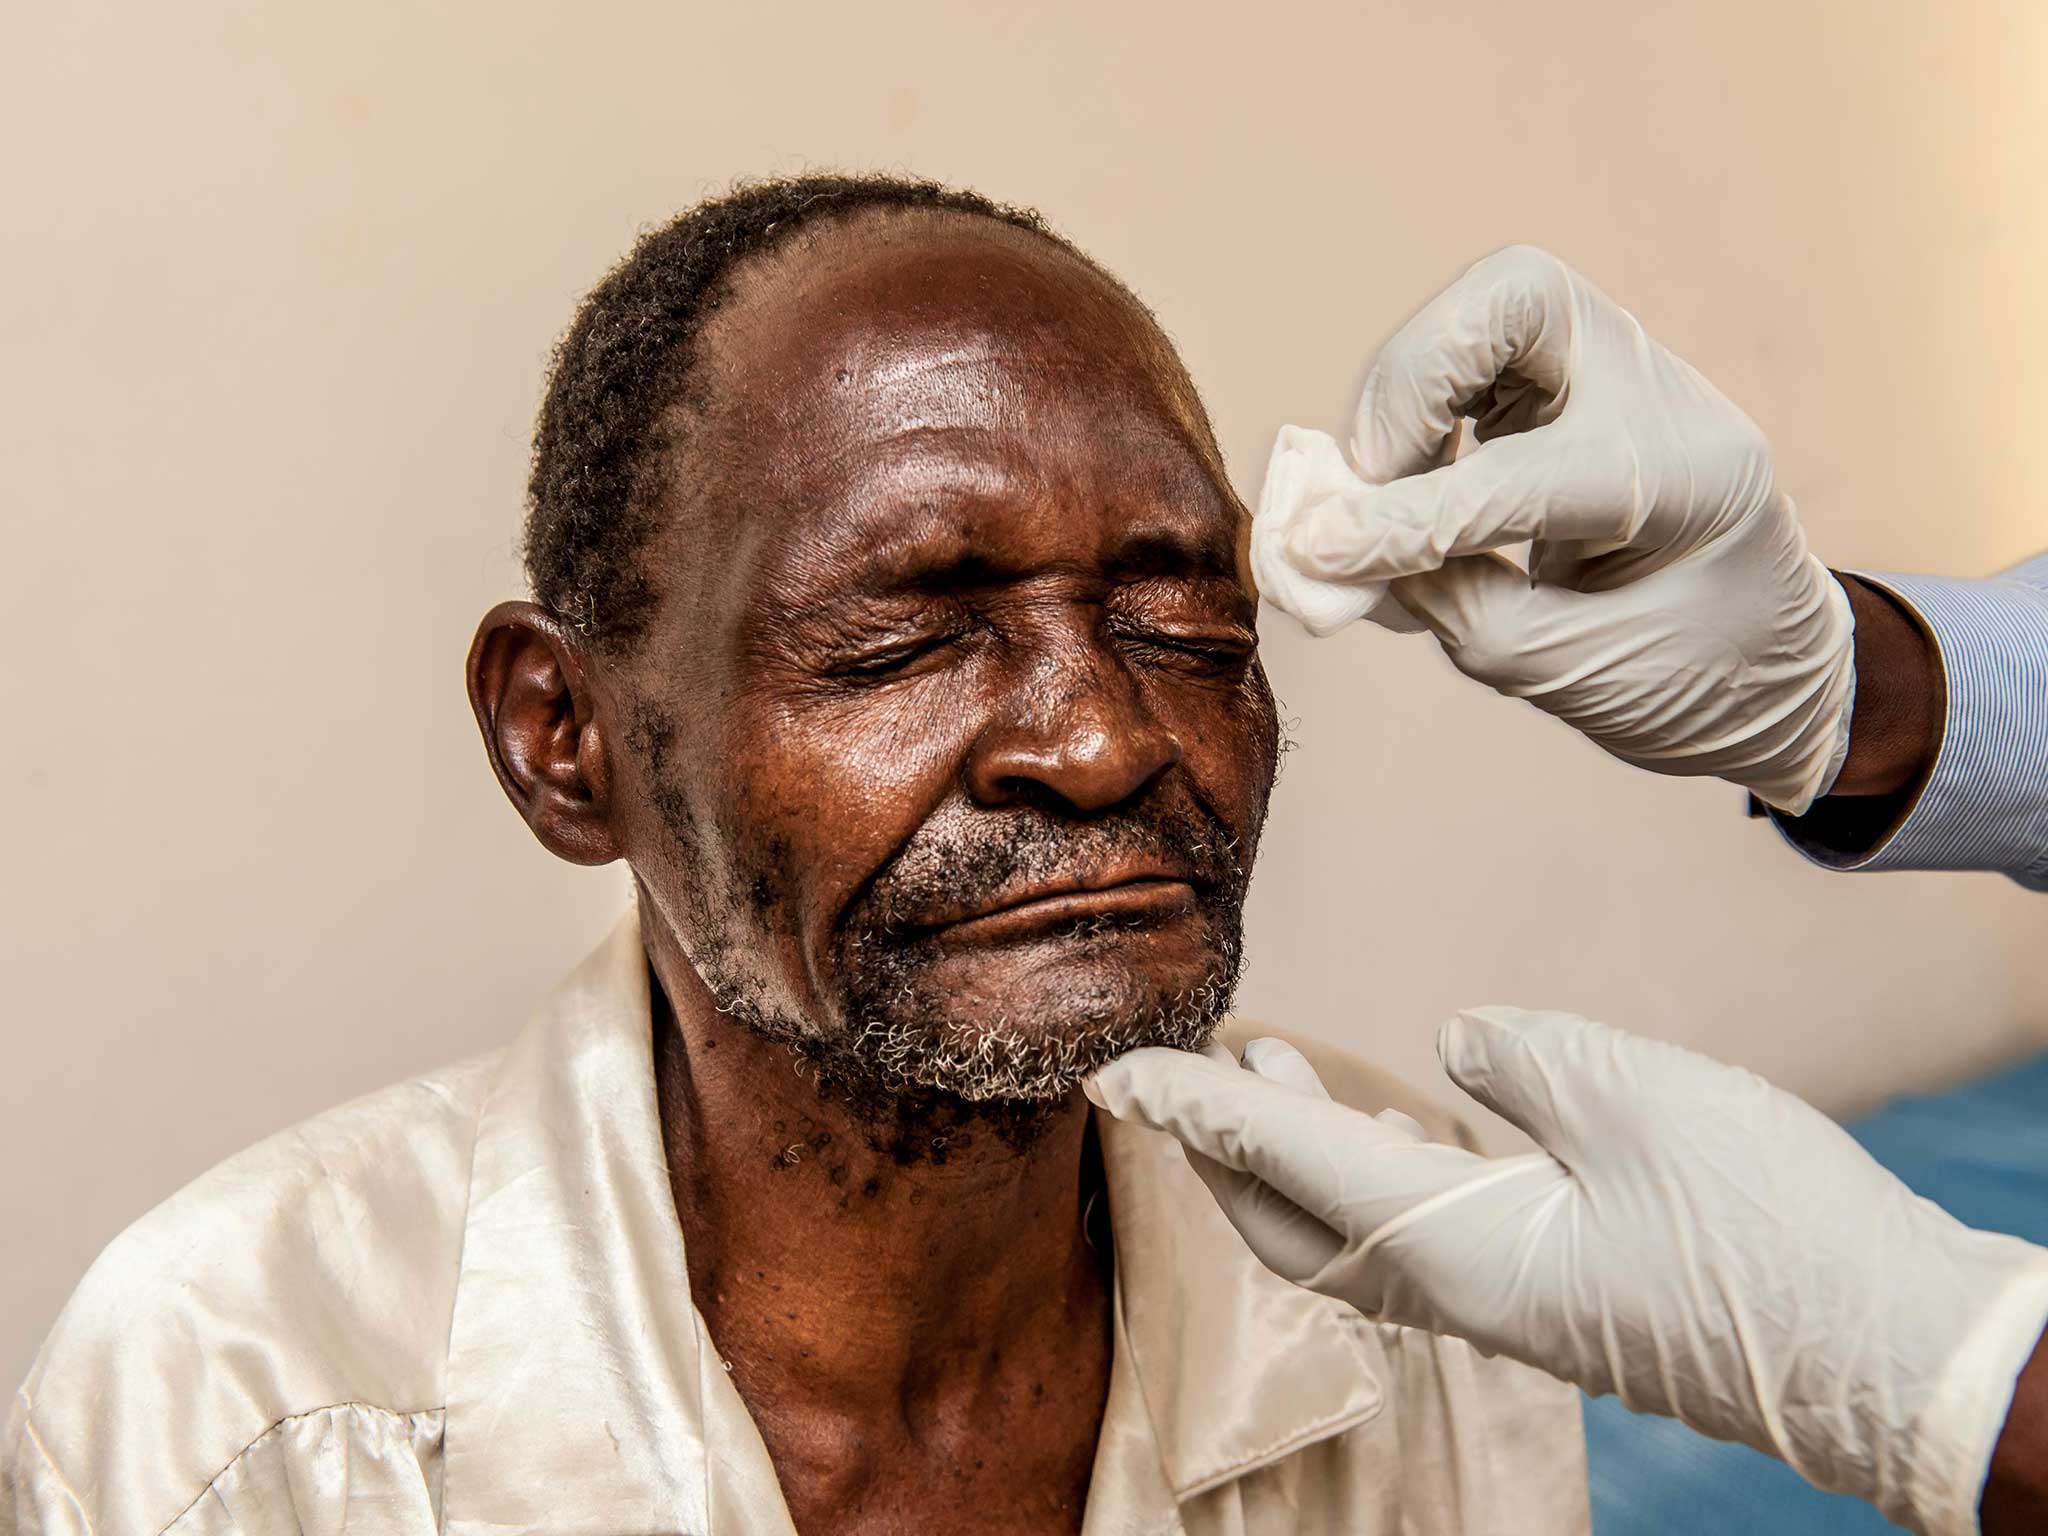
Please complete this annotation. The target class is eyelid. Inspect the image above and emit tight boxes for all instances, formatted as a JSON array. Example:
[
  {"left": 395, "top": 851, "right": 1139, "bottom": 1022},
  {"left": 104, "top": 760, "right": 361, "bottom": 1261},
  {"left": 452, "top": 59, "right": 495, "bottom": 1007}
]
[
  {"left": 1112, "top": 573, "right": 1256, "bottom": 621},
  {"left": 1104, "top": 590, "right": 1256, "bottom": 643},
  {"left": 825, "top": 615, "right": 975, "bottom": 678},
  {"left": 836, "top": 640, "right": 937, "bottom": 675},
  {"left": 1107, "top": 613, "right": 1256, "bottom": 654}
]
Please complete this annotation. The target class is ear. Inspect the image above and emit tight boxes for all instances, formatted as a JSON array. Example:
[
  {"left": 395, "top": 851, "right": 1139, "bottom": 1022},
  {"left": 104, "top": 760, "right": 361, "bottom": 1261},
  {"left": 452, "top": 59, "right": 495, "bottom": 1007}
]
[{"left": 467, "top": 600, "right": 620, "bottom": 866}]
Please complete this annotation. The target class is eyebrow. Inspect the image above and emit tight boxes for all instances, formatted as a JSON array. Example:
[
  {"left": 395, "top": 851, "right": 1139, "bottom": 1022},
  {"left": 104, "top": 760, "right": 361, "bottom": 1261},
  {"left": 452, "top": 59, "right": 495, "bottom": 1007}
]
[
  {"left": 837, "top": 514, "right": 1240, "bottom": 602},
  {"left": 1102, "top": 523, "right": 1239, "bottom": 584}
]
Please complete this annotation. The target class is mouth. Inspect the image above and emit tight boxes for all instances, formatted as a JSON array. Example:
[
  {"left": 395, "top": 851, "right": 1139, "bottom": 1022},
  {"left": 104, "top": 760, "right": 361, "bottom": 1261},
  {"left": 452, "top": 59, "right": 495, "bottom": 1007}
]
[{"left": 928, "top": 872, "right": 1201, "bottom": 946}]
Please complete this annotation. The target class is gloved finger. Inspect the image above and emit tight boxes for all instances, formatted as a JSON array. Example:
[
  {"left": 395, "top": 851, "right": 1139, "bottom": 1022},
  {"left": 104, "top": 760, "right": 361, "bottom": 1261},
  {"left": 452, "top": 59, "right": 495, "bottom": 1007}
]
[
  {"left": 1435, "top": 1006, "right": 1617, "bottom": 1161},
  {"left": 1219, "top": 1039, "right": 1432, "bottom": 1141},
  {"left": 1349, "top": 245, "right": 1578, "bottom": 485},
  {"left": 1182, "top": 1147, "right": 1345, "bottom": 1282},
  {"left": 1373, "top": 1108, "right": 1428, "bottom": 1142},
  {"left": 1387, "top": 554, "right": 1590, "bottom": 694},
  {"left": 1086, "top": 1046, "right": 1435, "bottom": 1228},
  {"left": 1285, "top": 427, "right": 1639, "bottom": 584},
  {"left": 1241, "top": 1037, "right": 1334, "bottom": 1099}
]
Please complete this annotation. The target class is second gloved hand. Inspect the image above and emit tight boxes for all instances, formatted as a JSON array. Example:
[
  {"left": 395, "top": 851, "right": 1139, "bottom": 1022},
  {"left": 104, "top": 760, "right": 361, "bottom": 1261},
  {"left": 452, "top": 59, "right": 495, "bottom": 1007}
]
[{"left": 1086, "top": 1012, "right": 2048, "bottom": 1536}]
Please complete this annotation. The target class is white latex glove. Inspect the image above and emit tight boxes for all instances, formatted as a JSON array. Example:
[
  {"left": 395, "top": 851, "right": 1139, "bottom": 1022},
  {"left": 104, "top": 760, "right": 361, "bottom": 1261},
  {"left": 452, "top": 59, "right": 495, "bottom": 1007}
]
[
  {"left": 1257, "top": 245, "right": 1855, "bottom": 814},
  {"left": 1086, "top": 1013, "right": 2048, "bottom": 1536}
]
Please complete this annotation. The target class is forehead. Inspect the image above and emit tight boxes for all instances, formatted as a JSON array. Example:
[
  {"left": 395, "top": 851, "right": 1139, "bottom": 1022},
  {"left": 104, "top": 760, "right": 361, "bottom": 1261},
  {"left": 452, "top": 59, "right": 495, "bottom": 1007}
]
[{"left": 682, "top": 217, "right": 1243, "bottom": 595}]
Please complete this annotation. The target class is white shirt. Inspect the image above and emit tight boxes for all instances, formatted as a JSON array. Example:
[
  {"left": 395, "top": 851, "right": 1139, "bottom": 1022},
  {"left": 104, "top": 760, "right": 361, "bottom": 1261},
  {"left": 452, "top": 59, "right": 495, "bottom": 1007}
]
[{"left": 5, "top": 910, "right": 1589, "bottom": 1535}]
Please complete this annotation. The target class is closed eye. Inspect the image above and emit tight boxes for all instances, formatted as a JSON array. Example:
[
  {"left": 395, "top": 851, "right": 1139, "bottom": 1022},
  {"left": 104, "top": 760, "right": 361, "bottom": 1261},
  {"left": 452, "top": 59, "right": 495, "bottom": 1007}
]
[
  {"left": 827, "top": 626, "right": 971, "bottom": 680},
  {"left": 1108, "top": 616, "right": 1256, "bottom": 667}
]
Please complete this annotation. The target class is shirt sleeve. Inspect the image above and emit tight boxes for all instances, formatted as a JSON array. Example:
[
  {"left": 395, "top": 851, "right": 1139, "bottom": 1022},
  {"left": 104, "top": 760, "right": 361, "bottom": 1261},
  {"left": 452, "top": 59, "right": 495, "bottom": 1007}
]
[{"left": 1768, "top": 551, "right": 2048, "bottom": 889}]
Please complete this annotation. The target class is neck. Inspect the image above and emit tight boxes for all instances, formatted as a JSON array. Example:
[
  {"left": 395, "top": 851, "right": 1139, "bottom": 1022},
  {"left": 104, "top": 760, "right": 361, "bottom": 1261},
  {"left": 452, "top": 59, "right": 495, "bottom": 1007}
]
[{"left": 642, "top": 923, "right": 1113, "bottom": 1442}]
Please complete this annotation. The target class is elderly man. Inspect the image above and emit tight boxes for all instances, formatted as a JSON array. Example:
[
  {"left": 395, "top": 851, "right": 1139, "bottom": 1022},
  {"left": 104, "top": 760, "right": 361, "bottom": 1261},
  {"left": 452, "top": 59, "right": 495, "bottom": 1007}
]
[{"left": 2, "top": 177, "right": 1588, "bottom": 1536}]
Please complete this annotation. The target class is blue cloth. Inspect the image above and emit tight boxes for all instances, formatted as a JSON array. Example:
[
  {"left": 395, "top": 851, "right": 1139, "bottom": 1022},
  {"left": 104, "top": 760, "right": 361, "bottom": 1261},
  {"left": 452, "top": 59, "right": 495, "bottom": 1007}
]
[
  {"left": 1583, "top": 1050, "right": 2048, "bottom": 1534},
  {"left": 1773, "top": 552, "right": 2048, "bottom": 889}
]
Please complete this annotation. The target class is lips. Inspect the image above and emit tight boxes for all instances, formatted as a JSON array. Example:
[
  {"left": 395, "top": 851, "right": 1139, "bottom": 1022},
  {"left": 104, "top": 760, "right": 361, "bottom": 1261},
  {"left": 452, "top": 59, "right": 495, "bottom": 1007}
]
[{"left": 926, "top": 867, "right": 1201, "bottom": 944}]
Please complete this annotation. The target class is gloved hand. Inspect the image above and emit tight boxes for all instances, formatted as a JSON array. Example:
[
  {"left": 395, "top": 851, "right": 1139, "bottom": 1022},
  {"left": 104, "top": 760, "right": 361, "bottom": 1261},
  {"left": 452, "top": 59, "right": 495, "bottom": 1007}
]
[
  {"left": 1086, "top": 1013, "right": 2048, "bottom": 1536},
  {"left": 1259, "top": 245, "right": 1855, "bottom": 814}
]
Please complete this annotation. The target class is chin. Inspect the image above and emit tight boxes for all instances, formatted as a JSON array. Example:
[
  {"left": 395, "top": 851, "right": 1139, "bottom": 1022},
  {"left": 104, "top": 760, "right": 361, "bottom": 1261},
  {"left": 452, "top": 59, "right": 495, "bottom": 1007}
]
[{"left": 856, "top": 932, "right": 1238, "bottom": 1104}]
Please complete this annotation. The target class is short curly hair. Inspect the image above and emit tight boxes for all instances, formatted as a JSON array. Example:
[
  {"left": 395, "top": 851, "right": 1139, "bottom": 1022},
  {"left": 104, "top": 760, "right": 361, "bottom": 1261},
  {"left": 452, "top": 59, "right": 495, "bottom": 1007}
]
[{"left": 524, "top": 173, "right": 1104, "bottom": 653}]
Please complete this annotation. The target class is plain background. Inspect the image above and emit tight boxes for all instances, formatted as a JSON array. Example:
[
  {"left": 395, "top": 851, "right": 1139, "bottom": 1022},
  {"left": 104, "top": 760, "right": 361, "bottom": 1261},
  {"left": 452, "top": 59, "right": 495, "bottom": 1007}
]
[{"left": 7, "top": 0, "right": 2047, "bottom": 1384}]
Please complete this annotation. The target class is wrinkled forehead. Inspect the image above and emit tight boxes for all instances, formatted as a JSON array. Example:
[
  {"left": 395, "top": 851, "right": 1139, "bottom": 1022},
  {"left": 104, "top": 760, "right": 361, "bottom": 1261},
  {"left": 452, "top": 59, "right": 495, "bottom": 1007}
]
[{"left": 684, "top": 220, "right": 1245, "bottom": 596}]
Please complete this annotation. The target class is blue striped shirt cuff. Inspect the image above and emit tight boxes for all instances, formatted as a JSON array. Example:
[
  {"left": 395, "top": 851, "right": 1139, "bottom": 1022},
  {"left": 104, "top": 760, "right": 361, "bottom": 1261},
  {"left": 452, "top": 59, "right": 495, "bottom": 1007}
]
[{"left": 1771, "top": 560, "right": 2048, "bottom": 887}]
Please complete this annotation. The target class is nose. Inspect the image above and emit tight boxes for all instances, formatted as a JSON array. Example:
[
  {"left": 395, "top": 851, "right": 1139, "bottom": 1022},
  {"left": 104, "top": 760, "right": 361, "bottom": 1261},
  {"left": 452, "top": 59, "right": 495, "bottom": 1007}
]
[{"left": 964, "top": 640, "right": 1183, "bottom": 814}]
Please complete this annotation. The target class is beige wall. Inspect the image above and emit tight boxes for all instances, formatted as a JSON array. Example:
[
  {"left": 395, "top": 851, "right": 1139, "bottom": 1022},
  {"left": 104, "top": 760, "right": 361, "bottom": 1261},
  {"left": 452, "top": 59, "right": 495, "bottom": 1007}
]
[{"left": 7, "top": 0, "right": 2047, "bottom": 1383}]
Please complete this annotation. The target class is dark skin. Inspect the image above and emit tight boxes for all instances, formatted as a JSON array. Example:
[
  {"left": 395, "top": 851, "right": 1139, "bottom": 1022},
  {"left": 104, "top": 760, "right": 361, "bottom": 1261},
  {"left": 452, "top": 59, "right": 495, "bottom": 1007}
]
[
  {"left": 1826, "top": 574, "right": 1944, "bottom": 798},
  {"left": 468, "top": 216, "right": 1278, "bottom": 1535}
]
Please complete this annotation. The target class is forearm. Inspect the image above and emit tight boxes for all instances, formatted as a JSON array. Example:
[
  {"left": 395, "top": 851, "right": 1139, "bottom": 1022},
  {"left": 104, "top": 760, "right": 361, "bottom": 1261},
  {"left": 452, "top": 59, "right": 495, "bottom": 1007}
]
[{"left": 1983, "top": 1329, "right": 2048, "bottom": 1533}]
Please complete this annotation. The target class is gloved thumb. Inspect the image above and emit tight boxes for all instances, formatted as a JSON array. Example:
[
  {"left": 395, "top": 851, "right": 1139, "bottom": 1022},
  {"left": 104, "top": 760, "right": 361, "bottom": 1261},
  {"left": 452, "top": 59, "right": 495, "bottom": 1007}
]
[{"left": 1435, "top": 1006, "right": 1608, "bottom": 1159}]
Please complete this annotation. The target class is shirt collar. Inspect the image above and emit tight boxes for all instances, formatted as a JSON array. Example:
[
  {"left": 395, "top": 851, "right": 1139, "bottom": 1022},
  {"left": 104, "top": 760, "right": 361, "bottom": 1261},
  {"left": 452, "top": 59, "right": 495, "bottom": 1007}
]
[
  {"left": 442, "top": 911, "right": 763, "bottom": 1535},
  {"left": 441, "top": 906, "right": 1382, "bottom": 1532},
  {"left": 1097, "top": 1103, "right": 1384, "bottom": 1500}
]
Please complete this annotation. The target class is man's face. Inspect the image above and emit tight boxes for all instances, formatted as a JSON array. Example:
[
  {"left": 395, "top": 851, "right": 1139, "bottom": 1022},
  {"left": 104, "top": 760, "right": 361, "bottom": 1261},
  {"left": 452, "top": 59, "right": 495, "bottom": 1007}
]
[{"left": 607, "top": 218, "right": 1280, "bottom": 1111}]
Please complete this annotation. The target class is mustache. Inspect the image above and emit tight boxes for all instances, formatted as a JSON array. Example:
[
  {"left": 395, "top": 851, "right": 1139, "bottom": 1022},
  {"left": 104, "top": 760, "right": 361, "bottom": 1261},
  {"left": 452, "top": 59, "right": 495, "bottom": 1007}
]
[{"left": 842, "top": 791, "right": 1251, "bottom": 944}]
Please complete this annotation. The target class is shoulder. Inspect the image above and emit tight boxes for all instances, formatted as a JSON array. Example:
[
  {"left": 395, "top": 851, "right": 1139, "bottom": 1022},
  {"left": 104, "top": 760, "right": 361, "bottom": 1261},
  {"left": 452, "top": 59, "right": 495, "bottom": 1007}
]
[
  {"left": 7, "top": 1052, "right": 500, "bottom": 1536},
  {"left": 1218, "top": 1019, "right": 1485, "bottom": 1152}
]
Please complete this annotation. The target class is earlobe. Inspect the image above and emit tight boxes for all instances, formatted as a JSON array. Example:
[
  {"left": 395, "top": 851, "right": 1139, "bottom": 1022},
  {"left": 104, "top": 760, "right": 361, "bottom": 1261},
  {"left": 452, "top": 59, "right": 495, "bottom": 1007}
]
[{"left": 466, "top": 601, "right": 621, "bottom": 866}]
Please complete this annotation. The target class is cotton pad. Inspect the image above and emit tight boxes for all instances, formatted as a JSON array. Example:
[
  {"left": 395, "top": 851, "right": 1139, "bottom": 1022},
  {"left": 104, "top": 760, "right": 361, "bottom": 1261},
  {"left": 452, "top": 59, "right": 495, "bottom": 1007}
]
[{"left": 1251, "top": 425, "right": 1395, "bottom": 638}]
